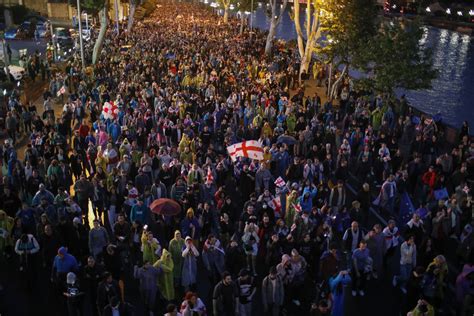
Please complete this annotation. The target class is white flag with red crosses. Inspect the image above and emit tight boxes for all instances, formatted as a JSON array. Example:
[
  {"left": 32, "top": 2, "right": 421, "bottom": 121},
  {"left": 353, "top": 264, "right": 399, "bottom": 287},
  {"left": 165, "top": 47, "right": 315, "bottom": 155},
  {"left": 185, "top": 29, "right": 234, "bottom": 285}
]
[{"left": 227, "top": 140, "right": 264, "bottom": 162}]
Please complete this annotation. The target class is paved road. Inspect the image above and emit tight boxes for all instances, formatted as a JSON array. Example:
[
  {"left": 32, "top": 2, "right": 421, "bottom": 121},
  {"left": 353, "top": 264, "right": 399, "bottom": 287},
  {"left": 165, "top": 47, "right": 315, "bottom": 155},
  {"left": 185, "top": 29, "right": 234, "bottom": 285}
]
[{"left": 5, "top": 38, "right": 48, "bottom": 64}]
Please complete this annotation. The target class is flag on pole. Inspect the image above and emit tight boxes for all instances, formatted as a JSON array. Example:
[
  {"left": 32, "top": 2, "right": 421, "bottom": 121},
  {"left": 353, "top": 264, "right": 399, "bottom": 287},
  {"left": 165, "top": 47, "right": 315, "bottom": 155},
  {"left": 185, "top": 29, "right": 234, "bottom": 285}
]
[
  {"left": 433, "top": 187, "right": 449, "bottom": 201},
  {"left": 56, "top": 85, "right": 66, "bottom": 97},
  {"left": 206, "top": 167, "right": 214, "bottom": 184},
  {"left": 274, "top": 176, "right": 286, "bottom": 188},
  {"left": 267, "top": 197, "right": 282, "bottom": 214},
  {"left": 227, "top": 140, "right": 264, "bottom": 162},
  {"left": 293, "top": 203, "right": 302, "bottom": 213},
  {"left": 399, "top": 191, "right": 415, "bottom": 224}
]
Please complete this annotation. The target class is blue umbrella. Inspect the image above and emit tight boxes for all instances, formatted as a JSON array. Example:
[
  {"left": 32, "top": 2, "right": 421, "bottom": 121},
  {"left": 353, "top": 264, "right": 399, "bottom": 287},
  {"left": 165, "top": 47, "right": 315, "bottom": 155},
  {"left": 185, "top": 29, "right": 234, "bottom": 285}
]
[{"left": 277, "top": 135, "right": 297, "bottom": 145}]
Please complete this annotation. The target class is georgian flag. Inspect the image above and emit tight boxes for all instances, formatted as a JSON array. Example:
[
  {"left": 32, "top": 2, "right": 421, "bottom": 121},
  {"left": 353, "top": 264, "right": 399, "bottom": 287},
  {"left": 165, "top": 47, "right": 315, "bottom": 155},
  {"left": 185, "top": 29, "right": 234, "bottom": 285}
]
[
  {"left": 56, "top": 85, "right": 66, "bottom": 97},
  {"left": 227, "top": 140, "right": 264, "bottom": 162},
  {"left": 267, "top": 197, "right": 282, "bottom": 214},
  {"left": 206, "top": 167, "right": 214, "bottom": 184},
  {"left": 293, "top": 203, "right": 302, "bottom": 213},
  {"left": 274, "top": 176, "right": 286, "bottom": 188}
]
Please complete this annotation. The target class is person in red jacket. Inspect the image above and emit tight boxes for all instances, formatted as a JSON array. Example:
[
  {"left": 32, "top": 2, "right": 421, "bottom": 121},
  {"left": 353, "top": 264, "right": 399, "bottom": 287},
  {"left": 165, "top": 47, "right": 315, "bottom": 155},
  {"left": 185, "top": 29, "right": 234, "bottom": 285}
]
[{"left": 422, "top": 166, "right": 437, "bottom": 197}]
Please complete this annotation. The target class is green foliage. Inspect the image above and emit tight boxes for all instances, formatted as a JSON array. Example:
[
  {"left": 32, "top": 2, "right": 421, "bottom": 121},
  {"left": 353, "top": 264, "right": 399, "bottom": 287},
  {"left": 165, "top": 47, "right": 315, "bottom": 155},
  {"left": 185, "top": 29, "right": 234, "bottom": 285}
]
[
  {"left": 235, "top": 0, "right": 258, "bottom": 13},
  {"left": 70, "top": 0, "right": 107, "bottom": 14},
  {"left": 317, "top": 0, "right": 378, "bottom": 67},
  {"left": 356, "top": 20, "right": 438, "bottom": 93}
]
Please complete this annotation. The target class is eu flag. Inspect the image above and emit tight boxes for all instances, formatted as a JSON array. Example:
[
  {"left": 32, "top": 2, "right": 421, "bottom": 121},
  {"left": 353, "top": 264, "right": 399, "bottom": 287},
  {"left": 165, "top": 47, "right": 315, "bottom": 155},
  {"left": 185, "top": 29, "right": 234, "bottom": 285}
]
[{"left": 399, "top": 191, "right": 415, "bottom": 225}]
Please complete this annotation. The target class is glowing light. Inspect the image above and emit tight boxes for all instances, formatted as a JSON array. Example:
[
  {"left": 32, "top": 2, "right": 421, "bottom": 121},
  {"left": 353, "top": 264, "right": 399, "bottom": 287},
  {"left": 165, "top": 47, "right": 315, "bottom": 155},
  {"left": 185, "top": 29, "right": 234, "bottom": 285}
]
[
  {"left": 425, "top": 7, "right": 431, "bottom": 12},
  {"left": 446, "top": 8, "right": 451, "bottom": 14},
  {"left": 457, "top": 11, "right": 462, "bottom": 16},
  {"left": 469, "top": 10, "right": 474, "bottom": 16}
]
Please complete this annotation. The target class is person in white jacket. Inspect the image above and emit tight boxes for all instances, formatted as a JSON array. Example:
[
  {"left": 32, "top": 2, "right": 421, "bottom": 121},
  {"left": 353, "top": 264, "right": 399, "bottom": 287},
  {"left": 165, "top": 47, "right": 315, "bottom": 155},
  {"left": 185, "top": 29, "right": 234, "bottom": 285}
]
[
  {"left": 393, "top": 235, "right": 417, "bottom": 293},
  {"left": 242, "top": 222, "right": 260, "bottom": 276},
  {"left": 15, "top": 233, "right": 40, "bottom": 267}
]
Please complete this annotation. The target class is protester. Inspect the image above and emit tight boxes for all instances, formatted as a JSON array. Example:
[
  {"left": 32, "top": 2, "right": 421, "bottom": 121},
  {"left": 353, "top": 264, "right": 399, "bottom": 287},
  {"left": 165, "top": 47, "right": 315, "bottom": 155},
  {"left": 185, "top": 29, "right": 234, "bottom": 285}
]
[{"left": 0, "top": 1, "right": 472, "bottom": 316}]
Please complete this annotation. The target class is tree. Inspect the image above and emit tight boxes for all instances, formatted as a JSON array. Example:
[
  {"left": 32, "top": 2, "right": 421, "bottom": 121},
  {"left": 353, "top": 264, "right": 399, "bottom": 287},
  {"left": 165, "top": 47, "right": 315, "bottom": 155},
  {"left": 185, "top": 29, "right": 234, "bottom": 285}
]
[
  {"left": 265, "top": 0, "right": 289, "bottom": 55},
  {"left": 235, "top": 0, "right": 257, "bottom": 34},
  {"left": 234, "top": 0, "right": 257, "bottom": 34},
  {"left": 218, "top": 0, "right": 232, "bottom": 23},
  {"left": 127, "top": 0, "right": 142, "bottom": 32},
  {"left": 356, "top": 19, "right": 437, "bottom": 93},
  {"left": 291, "top": 0, "right": 322, "bottom": 80},
  {"left": 317, "top": 0, "right": 378, "bottom": 99},
  {"left": 81, "top": 0, "right": 108, "bottom": 65}
]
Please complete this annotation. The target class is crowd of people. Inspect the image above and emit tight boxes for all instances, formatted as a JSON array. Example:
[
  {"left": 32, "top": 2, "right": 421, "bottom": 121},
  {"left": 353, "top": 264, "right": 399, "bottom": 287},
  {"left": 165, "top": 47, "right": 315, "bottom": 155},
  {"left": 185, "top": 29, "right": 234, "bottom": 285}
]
[{"left": 0, "top": 2, "right": 473, "bottom": 316}]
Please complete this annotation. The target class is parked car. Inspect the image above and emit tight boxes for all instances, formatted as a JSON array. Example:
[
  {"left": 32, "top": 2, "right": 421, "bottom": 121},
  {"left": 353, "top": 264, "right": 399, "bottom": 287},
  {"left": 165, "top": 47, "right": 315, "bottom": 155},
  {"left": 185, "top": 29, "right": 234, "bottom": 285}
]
[
  {"left": 16, "top": 21, "right": 35, "bottom": 39},
  {"left": 0, "top": 64, "right": 24, "bottom": 81},
  {"left": 6, "top": 65, "right": 25, "bottom": 81},
  {"left": 4, "top": 28, "right": 18, "bottom": 40}
]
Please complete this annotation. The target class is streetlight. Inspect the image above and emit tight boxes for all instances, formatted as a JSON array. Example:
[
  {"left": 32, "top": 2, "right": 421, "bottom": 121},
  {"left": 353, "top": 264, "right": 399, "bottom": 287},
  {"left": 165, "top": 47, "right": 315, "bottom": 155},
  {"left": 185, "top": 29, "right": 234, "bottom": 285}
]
[
  {"left": 446, "top": 8, "right": 451, "bottom": 15},
  {"left": 425, "top": 7, "right": 431, "bottom": 13},
  {"left": 76, "top": 0, "right": 85, "bottom": 70},
  {"left": 457, "top": 11, "right": 462, "bottom": 16},
  {"left": 470, "top": 10, "right": 474, "bottom": 16}
]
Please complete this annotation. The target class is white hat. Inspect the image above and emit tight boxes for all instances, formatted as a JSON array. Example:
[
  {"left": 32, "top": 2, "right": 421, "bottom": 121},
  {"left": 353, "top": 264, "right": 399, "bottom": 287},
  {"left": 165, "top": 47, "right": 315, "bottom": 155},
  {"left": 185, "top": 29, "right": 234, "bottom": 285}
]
[
  {"left": 73, "top": 217, "right": 82, "bottom": 225},
  {"left": 66, "top": 272, "right": 76, "bottom": 284}
]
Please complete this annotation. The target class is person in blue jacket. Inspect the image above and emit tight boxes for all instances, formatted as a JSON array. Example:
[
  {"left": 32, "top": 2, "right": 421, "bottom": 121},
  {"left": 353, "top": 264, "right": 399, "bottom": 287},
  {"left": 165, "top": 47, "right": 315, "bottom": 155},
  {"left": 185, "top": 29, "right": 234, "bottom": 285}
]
[
  {"left": 298, "top": 185, "right": 318, "bottom": 213},
  {"left": 51, "top": 247, "right": 78, "bottom": 284},
  {"left": 130, "top": 198, "right": 149, "bottom": 225},
  {"left": 329, "top": 270, "right": 351, "bottom": 316}
]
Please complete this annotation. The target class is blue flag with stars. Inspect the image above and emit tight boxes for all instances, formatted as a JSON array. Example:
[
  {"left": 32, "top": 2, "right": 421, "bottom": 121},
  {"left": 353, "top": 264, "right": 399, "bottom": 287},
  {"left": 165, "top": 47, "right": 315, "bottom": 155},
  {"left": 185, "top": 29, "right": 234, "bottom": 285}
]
[{"left": 399, "top": 192, "right": 415, "bottom": 225}]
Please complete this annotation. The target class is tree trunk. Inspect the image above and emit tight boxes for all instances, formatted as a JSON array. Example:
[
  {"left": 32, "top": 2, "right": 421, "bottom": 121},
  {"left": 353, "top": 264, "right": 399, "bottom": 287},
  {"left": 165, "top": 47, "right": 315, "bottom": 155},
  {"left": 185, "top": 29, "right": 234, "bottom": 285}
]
[
  {"left": 265, "top": 0, "right": 288, "bottom": 55},
  {"left": 327, "top": 63, "right": 332, "bottom": 96},
  {"left": 265, "top": 20, "right": 276, "bottom": 55},
  {"left": 93, "top": 7, "right": 108, "bottom": 65},
  {"left": 299, "top": 40, "right": 312, "bottom": 80},
  {"left": 127, "top": 0, "right": 136, "bottom": 33},
  {"left": 240, "top": 12, "right": 244, "bottom": 34},
  {"left": 330, "top": 64, "right": 348, "bottom": 100},
  {"left": 293, "top": 0, "right": 304, "bottom": 58},
  {"left": 223, "top": 7, "right": 229, "bottom": 23}
]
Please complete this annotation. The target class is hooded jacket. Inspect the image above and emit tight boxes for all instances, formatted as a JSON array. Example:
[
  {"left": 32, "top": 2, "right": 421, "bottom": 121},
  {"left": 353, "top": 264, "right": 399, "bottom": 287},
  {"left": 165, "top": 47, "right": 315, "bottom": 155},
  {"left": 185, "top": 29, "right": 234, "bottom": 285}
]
[
  {"left": 154, "top": 249, "right": 174, "bottom": 301},
  {"left": 298, "top": 187, "right": 317, "bottom": 213},
  {"left": 168, "top": 231, "right": 185, "bottom": 279},
  {"left": 52, "top": 247, "right": 78, "bottom": 277}
]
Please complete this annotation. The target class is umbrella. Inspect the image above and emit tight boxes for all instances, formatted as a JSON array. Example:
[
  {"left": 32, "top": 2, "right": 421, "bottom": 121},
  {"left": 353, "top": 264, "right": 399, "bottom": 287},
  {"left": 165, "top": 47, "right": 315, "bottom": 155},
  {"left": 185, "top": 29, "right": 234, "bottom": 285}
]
[
  {"left": 277, "top": 135, "right": 297, "bottom": 145},
  {"left": 150, "top": 198, "right": 181, "bottom": 216}
]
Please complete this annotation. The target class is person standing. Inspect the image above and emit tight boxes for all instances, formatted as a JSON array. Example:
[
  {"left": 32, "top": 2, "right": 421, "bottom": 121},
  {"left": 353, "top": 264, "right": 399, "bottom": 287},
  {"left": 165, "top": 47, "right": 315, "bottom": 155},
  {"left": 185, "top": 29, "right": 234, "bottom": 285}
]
[
  {"left": 261, "top": 266, "right": 284, "bottom": 316},
  {"left": 213, "top": 271, "right": 239, "bottom": 316},
  {"left": 134, "top": 261, "right": 161, "bottom": 315},
  {"left": 329, "top": 270, "right": 351, "bottom": 316},
  {"left": 181, "top": 236, "right": 199, "bottom": 292},
  {"left": 236, "top": 269, "right": 256, "bottom": 316},
  {"left": 351, "top": 240, "right": 371, "bottom": 296},
  {"left": 88, "top": 219, "right": 109, "bottom": 260},
  {"left": 64, "top": 272, "right": 84, "bottom": 316},
  {"left": 169, "top": 230, "right": 185, "bottom": 290},
  {"left": 393, "top": 235, "right": 417, "bottom": 293},
  {"left": 154, "top": 248, "right": 174, "bottom": 302}
]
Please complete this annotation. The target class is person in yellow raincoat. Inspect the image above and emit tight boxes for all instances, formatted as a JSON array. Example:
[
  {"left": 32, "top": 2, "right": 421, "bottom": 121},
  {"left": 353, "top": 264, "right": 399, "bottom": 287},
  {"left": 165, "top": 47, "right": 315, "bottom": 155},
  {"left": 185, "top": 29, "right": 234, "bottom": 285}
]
[
  {"left": 261, "top": 122, "right": 273, "bottom": 138},
  {"left": 0, "top": 210, "right": 13, "bottom": 257},
  {"left": 286, "top": 113, "right": 296, "bottom": 134},
  {"left": 285, "top": 190, "right": 299, "bottom": 225},
  {"left": 95, "top": 146, "right": 107, "bottom": 173},
  {"left": 154, "top": 248, "right": 174, "bottom": 301},
  {"left": 263, "top": 147, "right": 272, "bottom": 166},
  {"left": 141, "top": 230, "right": 161, "bottom": 264},
  {"left": 168, "top": 230, "right": 185, "bottom": 284},
  {"left": 178, "top": 134, "right": 190, "bottom": 154}
]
